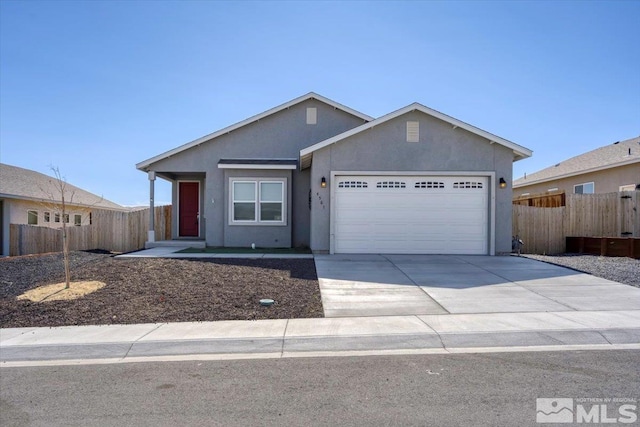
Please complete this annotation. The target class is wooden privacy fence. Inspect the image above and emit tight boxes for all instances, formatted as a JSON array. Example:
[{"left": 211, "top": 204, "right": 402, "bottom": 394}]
[
  {"left": 513, "top": 191, "right": 640, "bottom": 255},
  {"left": 566, "top": 236, "right": 640, "bottom": 259},
  {"left": 513, "top": 191, "right": 566, "bottom": 207},
  {"left": 10, "top": 205, "right": 171, "bottom": 256}
]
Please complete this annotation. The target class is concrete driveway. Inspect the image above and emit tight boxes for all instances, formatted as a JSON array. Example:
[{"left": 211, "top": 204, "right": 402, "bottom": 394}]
[{"left": 314, "top": 254, "right": 640, "bottom": 317}]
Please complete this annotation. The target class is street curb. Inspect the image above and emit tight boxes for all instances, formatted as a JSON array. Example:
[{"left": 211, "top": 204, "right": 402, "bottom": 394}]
[{"left": 2, "top": 327, "right": 639, "bottom": 364}]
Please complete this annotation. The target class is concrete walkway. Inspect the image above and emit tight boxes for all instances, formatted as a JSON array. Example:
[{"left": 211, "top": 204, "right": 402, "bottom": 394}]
[
  {"left": 315, "top": 255, "right": 640, "bottom": 317},
  {"left": 115, "top": 247, "right": 313, "bottom": 259}
]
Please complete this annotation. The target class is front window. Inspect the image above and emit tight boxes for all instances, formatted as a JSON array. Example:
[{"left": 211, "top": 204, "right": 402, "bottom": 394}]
[
  {"left": 233, "top": 181, "right": 256, "bottom": 221},
  {"left": 231, "top": 179, "right": 285, "bottom": 225},
  {"left": 54, "top": 213, "right": 61, "bottom": 223},
  {"left": 74, "top": 214, "right": 82, "bottom": 226},
  {"left": 259, "top": 182, "right": 283, "bottom": 221},
  {"left": 574, "top": 182, "right": 594, "bottom": 194},
  {"left": 44, "top": 212, "right": 50, "bottom": 222}
]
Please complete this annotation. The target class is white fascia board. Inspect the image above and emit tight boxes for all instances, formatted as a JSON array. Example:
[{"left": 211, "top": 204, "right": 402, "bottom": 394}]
[
  {"left": 136, "top": 92, "right": 372, "bottom": 171},
  {"left": 414, "top": 103, "right": 532, "bottom": 160},
  {"left": 513, "top": 157, "right": 640, "bottom": 188},
  {"left": 300, "top": 103, "right": 532, "bottom": 169},
  {"left": 218, "top": 164, "right": 297, "bottom": 170},
  {"left": 309, "top": 92, "right": 373, "bottom": 122}
]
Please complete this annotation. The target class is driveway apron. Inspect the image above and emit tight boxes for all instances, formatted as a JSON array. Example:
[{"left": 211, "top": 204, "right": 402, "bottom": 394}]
[{"left": 313, "top": 254, "right": 640, "bottom": 317}]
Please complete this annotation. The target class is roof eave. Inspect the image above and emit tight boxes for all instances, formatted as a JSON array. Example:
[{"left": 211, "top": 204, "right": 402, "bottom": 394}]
[
  {"left": 513, "top": 157, "right": 640, "bottom": 188},
  {"left": 0, "top": 193, "right": 126, "bottom": 211}
]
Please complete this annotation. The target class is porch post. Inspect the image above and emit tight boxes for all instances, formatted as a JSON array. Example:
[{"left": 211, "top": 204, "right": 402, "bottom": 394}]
[{"left": 148, "top": 171, "right": 156, "bottom": 242}]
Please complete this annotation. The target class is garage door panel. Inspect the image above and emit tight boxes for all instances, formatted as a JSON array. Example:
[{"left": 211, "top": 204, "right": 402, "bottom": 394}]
[
  {"left": 402, "top": 216, "right": 449, "bottom": 226},
  {"left": 334, "top": 175, "right": 489, "bottom": 254},
  {"left": 335, "top": 225, "right": 373, "bottom": 235}
]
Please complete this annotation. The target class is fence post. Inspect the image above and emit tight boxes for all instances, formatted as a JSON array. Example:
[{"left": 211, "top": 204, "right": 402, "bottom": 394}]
[
  {"left": 600, "top": 237, "right": 607, "bottom": 256},
  {"left": 18, "top": 225, "right": 23, "bottom": 256}
]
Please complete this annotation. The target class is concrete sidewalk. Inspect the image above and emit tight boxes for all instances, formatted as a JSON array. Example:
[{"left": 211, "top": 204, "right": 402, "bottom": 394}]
[{"left": 2, "top": 310, "right": 639, "bottom": 364}]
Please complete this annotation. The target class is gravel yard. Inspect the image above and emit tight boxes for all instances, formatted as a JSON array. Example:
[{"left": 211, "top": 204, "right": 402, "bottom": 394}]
[
  {"left": 522, "top": 254, "right": 640, "bottom": 288},
  {"left": 0, "top": 251, "right": 323, "bottom": 328}
]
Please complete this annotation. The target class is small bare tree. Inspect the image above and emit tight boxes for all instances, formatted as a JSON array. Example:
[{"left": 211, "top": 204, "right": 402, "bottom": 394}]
[{"left": 39, "top": 167, "right": 98, "bottom": 289}]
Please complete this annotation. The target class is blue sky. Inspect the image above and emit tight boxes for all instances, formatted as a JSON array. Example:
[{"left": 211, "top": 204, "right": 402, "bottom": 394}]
[{"left": 1, "top": 1, "right": 638, "bottom": 206}]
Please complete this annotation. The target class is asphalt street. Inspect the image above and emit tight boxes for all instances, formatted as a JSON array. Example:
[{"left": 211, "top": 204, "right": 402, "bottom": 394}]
[{"left": 1, "top": 350, "right": 638, "bottom": 426}]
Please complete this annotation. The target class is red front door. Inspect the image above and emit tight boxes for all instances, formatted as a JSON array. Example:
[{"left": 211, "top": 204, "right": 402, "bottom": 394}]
[{"left": 179, "top": 182, "right": 199, "bottom": 237}]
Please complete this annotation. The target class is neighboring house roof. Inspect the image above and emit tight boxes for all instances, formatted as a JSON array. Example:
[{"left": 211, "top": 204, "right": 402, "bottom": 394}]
[
  {"left": 513, "top": 136, "right": 640, "bottom": 188},
  {"left": 0, "top": 163, "right": 125, "bottom": 210},
  {"left": 136, "top": 92, "right": 373, "bottom": 171},
  {"left": 300, "top": 103, "right": 532, "bottom": 169}
]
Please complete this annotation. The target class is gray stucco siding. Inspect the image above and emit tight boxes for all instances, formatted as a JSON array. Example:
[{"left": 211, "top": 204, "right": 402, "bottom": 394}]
[
  {"left": 309, "top": 110, "right": 515, "bottom": 254},
  {"left": 291, "top": 168, "right": 311, "bottom": 248},
  {"left": 146, "top": 99, "right": 366, "bottom": 248},
  {"left": 323, "top": 111, "right": 504, "bottom": 171}
]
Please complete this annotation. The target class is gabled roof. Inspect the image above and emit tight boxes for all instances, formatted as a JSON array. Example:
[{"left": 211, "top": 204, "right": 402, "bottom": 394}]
[
  {"left": 299, "top": 103, "right": 532, "bottom": 169},
  {"left": 136, "top": 92, "right": 373, "bottom": 171},
  {"left": 513, "top": 136, "right": 640, "bottom": 188},
  {"left": 0, "top": 163, "right": 125, "bottom": 210}
]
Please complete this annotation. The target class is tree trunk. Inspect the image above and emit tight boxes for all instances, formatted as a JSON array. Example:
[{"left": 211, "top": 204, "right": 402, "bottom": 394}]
[
  {"left": 62, "top": 225, "right": 71, "bottom": 289},
  {"left": 61, "top": 197, "right": 71, "bottom": 289}
]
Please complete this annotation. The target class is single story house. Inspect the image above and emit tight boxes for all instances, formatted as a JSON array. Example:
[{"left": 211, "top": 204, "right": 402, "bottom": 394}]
[
  {"left": 136, "top": 93, "right": 532, "bottom": 255},
  {"left": 513, "top": 136, "right": 640, "bottom": 197},
  {"left": 0, "top": 163, "right": 125, "bottom": 256}
]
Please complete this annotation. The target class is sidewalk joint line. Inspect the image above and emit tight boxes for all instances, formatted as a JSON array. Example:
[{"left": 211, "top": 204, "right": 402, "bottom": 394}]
[
  {"left": 414, "top": 315, "right": 448, "bottom": 352},
  {"left": 280, "top": 320, "right": 289, "bottom": 357},
  {"left": 597, "top": 330, "right": 614, "bottom": 345},
  {"left": 121, "top": 323, "right": 165, "bottom": 360}
]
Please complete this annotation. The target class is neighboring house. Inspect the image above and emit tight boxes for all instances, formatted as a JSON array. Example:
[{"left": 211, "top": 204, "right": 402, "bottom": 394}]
[
  {"left": 513, "top": 136, "right": 640, "bottom": 197},
  {"left": 0, "top": 163, "right": 125, "bottom": 256},
  {"left": 137, "top": 92, "right": 532, "bottom": 255}
]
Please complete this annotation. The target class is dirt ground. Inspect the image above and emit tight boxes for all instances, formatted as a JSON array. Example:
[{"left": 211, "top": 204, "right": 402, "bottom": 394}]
[{"left": 0, "top": 251, "right": 323, "bottom": 328}]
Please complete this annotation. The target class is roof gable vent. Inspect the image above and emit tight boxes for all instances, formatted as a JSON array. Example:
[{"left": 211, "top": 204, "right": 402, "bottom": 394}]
[
  {"left": 306, "top": 107, "right": 317, "bottom": 125},
  {"left": 406, "top": 121, "right": 419, "bottom": 142}
]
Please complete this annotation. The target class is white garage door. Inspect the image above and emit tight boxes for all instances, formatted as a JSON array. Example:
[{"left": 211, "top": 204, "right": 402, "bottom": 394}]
[{"left": 334, "top": 175, "right": 489, "bottom": 254}]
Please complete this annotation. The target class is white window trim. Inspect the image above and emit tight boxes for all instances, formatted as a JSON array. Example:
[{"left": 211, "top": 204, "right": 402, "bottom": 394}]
[
  {"left": 229, "top": 178, "right": 287, "bottom": 226},
  {"left": 547, "top": 187, "right": 559, "bottom": 192},
  {"left": 74, "top": 214, "right": 82, "bottom": 226},
  {"left": 573, "top": 182, "right": 595, "bottom": 194},
  {"left": 619, "top": 184, "right": 636, "bottom": 191}
]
